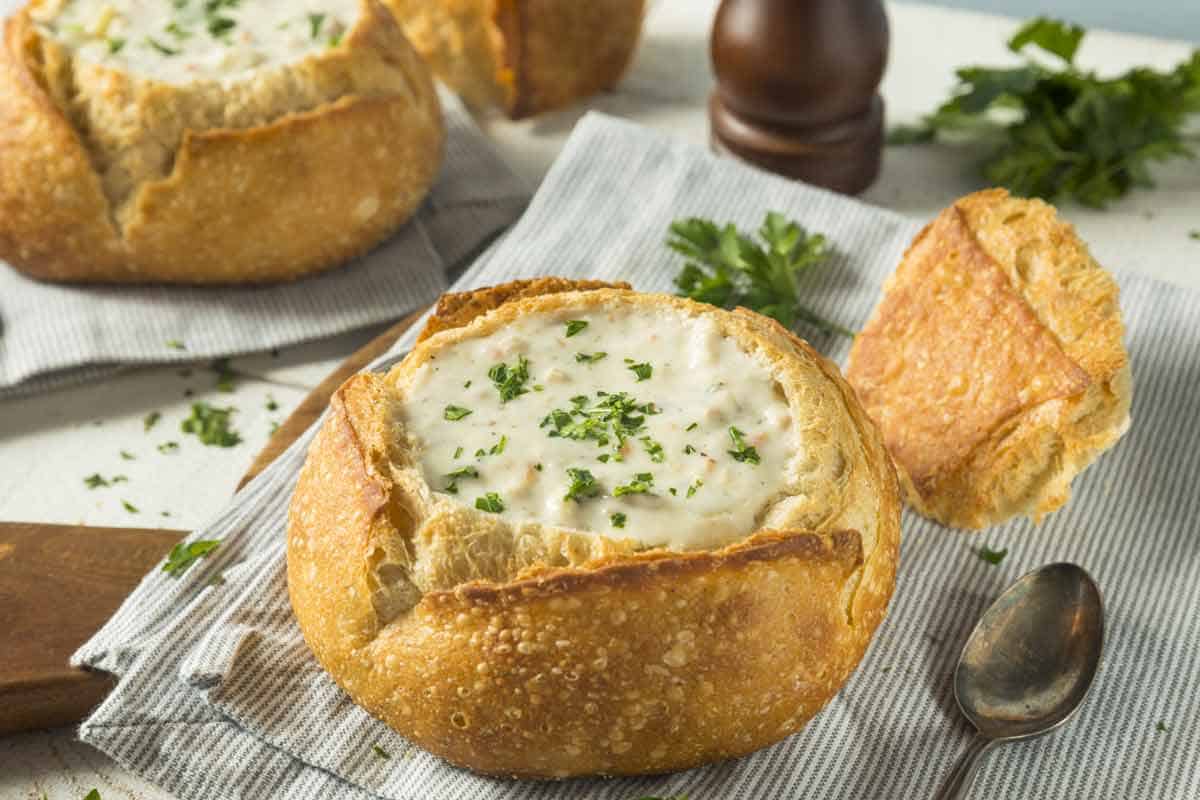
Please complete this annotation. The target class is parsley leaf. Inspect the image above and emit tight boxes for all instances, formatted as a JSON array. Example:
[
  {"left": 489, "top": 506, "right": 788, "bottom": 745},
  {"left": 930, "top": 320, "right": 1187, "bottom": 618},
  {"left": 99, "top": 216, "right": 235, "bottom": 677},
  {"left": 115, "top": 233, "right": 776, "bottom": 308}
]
[
  {"left": 444, "top": 405, "right": 473, "bottom": 421},
  {"left": 1156, "top": 720, "right": 1169, "bottom": 733},
  {"left": 575, "top": 352, "right": 608, "bottom": 364},
  {"left": 625, "top": 360, "right": 653, "bottom": 381},
  {"left": 613, "top": 472, "right": 654, "bottom": 497},
  {"left": 564, "top": 467, "right": 601, "bottom": 502},
  {"left": 611, "top": 512, "right": 627, "bottom": 528},
  {"left": 121, "top": 500, "right": 139, "bottom": 513},
  {"left": 158, "top": 441, "right": 180, "bottom": 454},
  {"left": 181, "top": 402, "right": 242, "bottom": 447},
  {"left": 976, "top": 545, "right": 1008, "bottom": 565},
  {"left": 84, "top": 473, "right": 127, "bottom": 489},
  {"left": 144, "top": 411, "right": 162, "bottom": 432},
  {"left": 475, "top": 492, "right": 505, "bottom": 513},
  {"left": 145, "top": 36, "right": 180, "bottom": 55},
  {"left": 307, "top": 12, "right": 325, "bottom": 39},
  {"left": 443, "top": 466, "right": 479, "bottom": 494},
  {"left": 891, "top": 17, "right": 1200, "bottom": 207},
  {"left": 120, "top": 449, "right": 136, "bottom": 460},
  {"left": 84, "top": 791, "right": 101, "bottom": 800},
  {"left": 686, "top": 479, "right": 703, "bottom": 498},
  {"left": 488, "top": 356, "right": 531, "bottom": 403},
  {"left": 564, "top": 320, "right": 588, "bottom": 337},
  {"left": 162, "top": 539, "right": 220, "bottom": 577},
  {"left": 727, "top": 427, "right": 761, "bottom": 465},
  {"left": 640, "top": 436, "right": 665, "bottom": 463},
  {"left": 373, "top": 744, "right": 391, "bottom": 759},
  {"left": 670, "top": 213, "right": 852, "bottom": 337}
]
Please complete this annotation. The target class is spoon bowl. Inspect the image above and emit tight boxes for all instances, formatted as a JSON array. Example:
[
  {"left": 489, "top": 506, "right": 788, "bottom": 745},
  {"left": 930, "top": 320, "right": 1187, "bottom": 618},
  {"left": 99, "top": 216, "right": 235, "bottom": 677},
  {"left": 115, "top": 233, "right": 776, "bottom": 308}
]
[{"left": 934, "top": 562, "right": 1105, "bottom": 799}]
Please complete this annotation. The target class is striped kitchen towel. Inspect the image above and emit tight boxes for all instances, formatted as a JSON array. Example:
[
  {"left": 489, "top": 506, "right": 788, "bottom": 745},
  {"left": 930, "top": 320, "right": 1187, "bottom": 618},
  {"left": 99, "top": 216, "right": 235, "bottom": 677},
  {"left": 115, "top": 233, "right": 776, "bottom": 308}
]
[
  {"left": 0, "top": 85, "right": 527, "bottom": 400},
  {"left": 74, "top": 113, "right": 1200, "bottom": 799}
]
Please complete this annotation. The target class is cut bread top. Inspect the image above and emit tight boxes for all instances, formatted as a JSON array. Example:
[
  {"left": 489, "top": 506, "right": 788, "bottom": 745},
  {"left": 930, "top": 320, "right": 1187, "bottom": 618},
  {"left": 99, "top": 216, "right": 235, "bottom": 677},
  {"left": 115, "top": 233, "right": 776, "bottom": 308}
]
[{"left": 30, "top": 0, "right": 361, "bottom": 84}]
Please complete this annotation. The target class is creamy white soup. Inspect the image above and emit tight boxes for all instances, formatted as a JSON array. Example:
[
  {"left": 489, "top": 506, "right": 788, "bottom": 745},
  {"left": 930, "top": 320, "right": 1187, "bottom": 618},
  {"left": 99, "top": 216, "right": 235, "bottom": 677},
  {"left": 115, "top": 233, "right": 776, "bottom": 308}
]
[
  {"left": 32, "top": 0, "right": 360, "bottom": 84},
  {"left": 401, "top": 304, "right": 798, "bottom": 551}
]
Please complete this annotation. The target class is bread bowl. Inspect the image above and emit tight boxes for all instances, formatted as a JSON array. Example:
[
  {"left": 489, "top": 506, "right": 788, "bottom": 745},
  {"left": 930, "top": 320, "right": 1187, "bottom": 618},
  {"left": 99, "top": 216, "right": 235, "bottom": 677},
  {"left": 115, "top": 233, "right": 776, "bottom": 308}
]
[
  {"left": 0, "top": 0, "right": 443, "bottom": 284},
  {"left": 287, "top": 278, "right": 901, "bottom": 778},
  {"left": 383, "top": 0, "right": 646, "bottom": 118},
  {"left": 846, "top": 189, "right": 1132, "bottom": 530}
]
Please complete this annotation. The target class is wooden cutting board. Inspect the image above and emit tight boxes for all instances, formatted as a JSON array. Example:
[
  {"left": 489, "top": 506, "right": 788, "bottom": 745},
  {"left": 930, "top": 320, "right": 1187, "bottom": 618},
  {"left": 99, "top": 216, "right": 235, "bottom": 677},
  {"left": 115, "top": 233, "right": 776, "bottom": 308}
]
[{"left": 0, "top": 309, "right": 424, "bottom": 736}]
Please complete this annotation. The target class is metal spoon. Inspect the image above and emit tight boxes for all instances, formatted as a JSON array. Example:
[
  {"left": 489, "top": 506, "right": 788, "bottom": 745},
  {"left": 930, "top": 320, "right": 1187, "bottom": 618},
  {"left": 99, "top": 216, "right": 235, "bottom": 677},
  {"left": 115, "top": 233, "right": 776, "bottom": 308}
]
[{"left": 933, "top": 562, "right": 1104, "bottom": 799}]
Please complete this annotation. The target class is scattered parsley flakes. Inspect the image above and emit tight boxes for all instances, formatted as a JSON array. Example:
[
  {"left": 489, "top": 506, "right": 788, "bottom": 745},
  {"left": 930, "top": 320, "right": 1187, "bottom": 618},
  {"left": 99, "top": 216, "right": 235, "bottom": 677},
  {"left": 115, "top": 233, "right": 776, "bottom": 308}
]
[
  {"left": 490, "top": 435, "right": 508, "bottom": 455},
  {"left": 307, "top": 12, "right": 325, "bottom": 39},
  {"left": 686, "top": 479, "right": 704, "bottom": 498},
  {"left": 575, "top": 351, "right": 607, "bottom": 364},
  {"left": 625, "top": 360, "right": 653, "bottom": 381},
  {"left": 685, "top": 422, "right": 698, "bottom": 432},
  {"left": 144, "top": 411, "right": 162, "bottom": 432},
  {"left": 265, "top": 395, "right": 279, "bottom": 412},
  {"left": 444, "top": 405, "right": 473, "bottom": 421},
  {"left": 158, "top": 441, "right": 180, "bottom": 454},
  {"left": 488, "top": 355, "right": 531, "bottom": 403},
  {"left": 976, "top": 545, "right": 1008, "bottom": 565},
  {"left": 162, "top": 539, "right": 220, "bottom": 577},
  {"left": 564, "top": 467, "right": 601, "bottom": 502},
  {"left": 181, "top": 402, "right": 242, "bottom": 447},
  {"left": 463, "top": 380, "right": 472, "bottom": 388},
  {"left": 475, "top": 492, "right": 505, "bottom": 513},
  {"left": 443, "top": 466, "right": 479, "bottom": 494},
  {"left": 120, "top": 449, "right": 136, "bottom": 460},
  {"left": 597, "top": 453, "right": 611, "bottom": 463},
  {"left": 727, "top": 427, "right": 760, "bottom": 464},
  {"left": 121, "top": 500, "right": 139, "bottom": 513},
  {"left": 640, "top": 436, "right": 665, "bottom": 463},
  {"left": 611, "top": 512, "right": 627, "bottom": 528},
  {"left": 373, "top": 744, "right": 391, "bottom": 759},
  {"left": 613, "top": 472, "right": 654, "bottom": 497},
  {"left": 453, "top": 446, "right": 464, "bottom": 459},
  {"left": 683, "top": 444, "right": 697, "bottom": 455},
  {"left": 207, "top": 15, "right": 236, "bottom": 39},
  {"left": 84, "top": 473, "right": 126, "bottom": 489},
  {"left": 564, "top": 320, "right": 589, "bottom": 337}
]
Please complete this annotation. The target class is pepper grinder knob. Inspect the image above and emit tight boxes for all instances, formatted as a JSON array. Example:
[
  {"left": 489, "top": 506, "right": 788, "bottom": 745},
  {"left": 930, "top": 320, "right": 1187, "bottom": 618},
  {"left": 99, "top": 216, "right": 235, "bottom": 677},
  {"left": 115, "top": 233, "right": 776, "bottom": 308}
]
[{"left": 709, "top": 0, "right": 889, "bottom": 194}]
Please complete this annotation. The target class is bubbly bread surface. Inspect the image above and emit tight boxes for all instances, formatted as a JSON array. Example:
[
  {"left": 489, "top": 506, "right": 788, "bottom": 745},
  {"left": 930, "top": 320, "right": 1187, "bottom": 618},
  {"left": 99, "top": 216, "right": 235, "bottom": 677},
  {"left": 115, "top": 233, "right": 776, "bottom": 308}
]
[
  {"left": 287, "top": 279, "right": 902, "bottom": 778},
  {"left": 847, "top": 189, "right": 1131, "bottom": 529},
  {"left": 32, "top": 0, "right": 361, "bottom": 84},
  {"left": 402, "top": 302, "right": 797, "bottom": 550}
]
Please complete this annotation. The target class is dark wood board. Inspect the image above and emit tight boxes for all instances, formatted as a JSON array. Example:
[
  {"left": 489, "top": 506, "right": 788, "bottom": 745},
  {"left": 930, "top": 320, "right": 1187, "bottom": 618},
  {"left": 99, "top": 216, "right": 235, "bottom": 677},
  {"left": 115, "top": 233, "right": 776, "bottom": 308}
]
[{"left": 0, "top": 309, "right": 423, "bottom": 735}]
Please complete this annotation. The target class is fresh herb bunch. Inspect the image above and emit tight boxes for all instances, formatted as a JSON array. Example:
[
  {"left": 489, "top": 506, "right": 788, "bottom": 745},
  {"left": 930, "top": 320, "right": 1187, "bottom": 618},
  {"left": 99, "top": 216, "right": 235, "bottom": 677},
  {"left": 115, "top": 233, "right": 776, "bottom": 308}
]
[
  {"left": 669, "top": 212, "right": 851, "bottom": 337},
  {"left": 891, "top": 17, "right": 1200, "bottom": 208}
]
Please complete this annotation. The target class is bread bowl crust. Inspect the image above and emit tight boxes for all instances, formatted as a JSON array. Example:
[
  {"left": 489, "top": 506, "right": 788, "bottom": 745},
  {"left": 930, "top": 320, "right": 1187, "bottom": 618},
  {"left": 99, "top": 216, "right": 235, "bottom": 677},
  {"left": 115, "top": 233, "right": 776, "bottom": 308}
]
[
  {"left": 0, "top": 0, "right": 444, "bottom": 284},
  {"left": 846, "top": 189, "right": 1132, "bottom": 529},
  {"left": 288, "top": 278, "right": 901, "bottom": 777},
  {"left": 384, "top": 0, "right": 646, "bottom": 118}
]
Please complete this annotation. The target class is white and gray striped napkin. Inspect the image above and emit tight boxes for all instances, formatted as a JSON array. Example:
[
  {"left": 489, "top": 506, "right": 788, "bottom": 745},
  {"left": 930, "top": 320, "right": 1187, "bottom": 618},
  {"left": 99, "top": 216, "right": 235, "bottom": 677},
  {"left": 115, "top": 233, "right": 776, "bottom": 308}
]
[
  {"left": 0, "top": 86, "right": 527, "bottom": 400},
  {"left": 74, "top": 114, "right": 1200, "bottom": 799}
]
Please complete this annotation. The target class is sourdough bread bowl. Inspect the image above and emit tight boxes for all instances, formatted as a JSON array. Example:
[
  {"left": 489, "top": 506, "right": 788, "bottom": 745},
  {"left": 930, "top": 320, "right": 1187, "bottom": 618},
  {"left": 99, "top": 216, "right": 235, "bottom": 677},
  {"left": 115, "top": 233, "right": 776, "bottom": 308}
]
[
  {"left": 384, "top": 0, "right": 646, "bottom": 118},
  {"left": 287, "top": 278, "right": 901, "bottom": 778},
  {"left": 0, "top": 0, "right": 443, "bottom": 284},
  {"left": 847, "top": 189, "right": 1132, "bottom": 530}
]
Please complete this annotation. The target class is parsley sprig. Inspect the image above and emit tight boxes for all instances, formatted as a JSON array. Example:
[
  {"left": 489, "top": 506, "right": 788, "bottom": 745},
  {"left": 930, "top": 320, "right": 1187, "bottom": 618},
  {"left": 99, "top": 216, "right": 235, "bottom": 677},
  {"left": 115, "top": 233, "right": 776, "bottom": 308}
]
[
  {"left": 564, "top": 467, "right": 601, "bottom": 502},
  {"left": 488, "top": 355, "right": 531, "bottom": 403},
  {"left": 163, "top": 539, "right": 220, "bottom": 577},
  {"left": 670, "top": 213, "right": 852, "bottom": 337},
  {"left": 890, "top": 17, "right": 1200, "bottom": 208}
]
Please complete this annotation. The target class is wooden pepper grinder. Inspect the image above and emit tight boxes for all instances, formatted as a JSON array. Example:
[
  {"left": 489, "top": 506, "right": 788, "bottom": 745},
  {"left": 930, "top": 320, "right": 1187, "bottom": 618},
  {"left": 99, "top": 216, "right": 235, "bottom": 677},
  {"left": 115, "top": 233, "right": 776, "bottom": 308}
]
[{"left": 709, "top": 0, "right": 889, "bottom": 194}]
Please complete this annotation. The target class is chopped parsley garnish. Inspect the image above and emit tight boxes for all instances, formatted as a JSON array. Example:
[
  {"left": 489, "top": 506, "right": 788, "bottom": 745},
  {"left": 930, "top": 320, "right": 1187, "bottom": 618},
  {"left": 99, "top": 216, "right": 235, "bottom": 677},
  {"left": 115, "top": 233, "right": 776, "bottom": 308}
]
[
  {"left": 265, "top": 395, "right": 279, "bottom": 412},
  {"left": 443, "top": 466, "right": 479, "bottom": 494},
  {"left": 1156, "top": 720, "right": 1169, "bottom": 733},
  {"left": 488, "top": 355, "right": 531, "bottom": 403},
  {"left": 564, "top": 468, "right": 601, "bottom": 502},
  {"left": 121, "top": 500, "right": 139, "bottom": 513},
  {"left": 683, "top": 444, "right": 697, "bottom": 455},
  {"left": 158, "top": 441, "right": 180, "bottom": 454},
  {"left": 976, "top": 545, "right": 1008, "bottom": 565},
  {"left": 474, "top": 492, "right": 505, "bottom": 513},
  {"left": 727, "top": 427, "right": 761, "bottom": 465},
  {"left": 625, "top": 359, "right": 653, "bottom": 381},
  {"left": 685, "top": 422, "right": 698, "bottom": 432},
  {"left": 542, "top": 391, "right": 660, "bottom": 458},
  {"left": 207, "top": 15, "right": 236, "bottom": 39},
  {"left": 165, "top": 22, "right": 191, "bottom": 39},
  {"left": 211, "top": 358, "right": 235, "bottom": 392},
  {"left": 611, "top": 512, "right": 627, "bottom": 529},
  {"left": 463, "top": 380, "right": 472, "bottom": 388},
  {"left": 162, "top": 539, "right": 220, "bottom": 577},
  {"left": 668, "top": 487, "right": 677, "bottom": 496},
  {"left": 84, "top": 473, "right": 127, "bottom": 489},
  {"left": 613, "top": 472, "right": 654, "bottom": 497},
  {"left": 145, "top": 36, "right": 180, "bottom": 56},
  {"left": 84, "top": 789, "right": 101, "bottom": 800},
  {"left": 120, "top": 450, "right": 136, "bottom": 460},
  {"left": 565, "top": 320, "right": 589, "bottom": 337},
  {"left": 181, "top": 402, "right": 242, "bottom": 447},
  {"left": 575, "top": 352, "right": 607, "bottom": 364},
  {"left": 597, "top": 453, "right": 611, "bottom": 463},
  {"left": 640, "top": 436, "right": 665, "bottom": 463},
  {"left": 489, "top": 435, "right": 507, "bottom": 456},
  {"left": 535, "top": 463, "right": 543, "bottom": 471},
  {"left": 107, "top": 37, "right": 126, "bottom": 53},
  {"left": 453, "top": 446, "right": 463, "bottom": 459},
  {"left": 307, "top": 12, "right": 325, "bottom": 39},
  {"left": 144, "top": 411, "right": 162, "bottom": 431},
  {"left": 686, "top": 479, "right": 704, "bottom": 498},
  {"left": 373, "top": 744, "right": 391, "bottom": 759},
  {"left": 443, "top": 405, "right": 473, "bottom": 421}
]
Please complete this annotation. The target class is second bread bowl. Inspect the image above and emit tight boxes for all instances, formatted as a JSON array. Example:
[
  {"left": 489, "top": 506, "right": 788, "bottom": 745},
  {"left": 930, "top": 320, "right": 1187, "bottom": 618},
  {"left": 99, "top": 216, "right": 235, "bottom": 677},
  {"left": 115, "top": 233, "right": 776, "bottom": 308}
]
[{"left": 287, "top": 278, "right": 901, "bottom": 778}]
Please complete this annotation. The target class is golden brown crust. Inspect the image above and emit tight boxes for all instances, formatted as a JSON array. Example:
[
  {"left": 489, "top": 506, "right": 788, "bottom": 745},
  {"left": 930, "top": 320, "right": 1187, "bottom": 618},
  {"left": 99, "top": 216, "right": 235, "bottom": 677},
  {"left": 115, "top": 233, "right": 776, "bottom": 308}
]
[
  {"left": 289, "top": 281, "right": 901, "bottom": 777},
  {"left": 385, "top": 0, "right": 645, "bottom": 119},
  {"left": 0, "top": 0, "right": 444, "bottom": 284},
  {"left": 846, "top": 189, "right": 1131, "bottom": 529}
]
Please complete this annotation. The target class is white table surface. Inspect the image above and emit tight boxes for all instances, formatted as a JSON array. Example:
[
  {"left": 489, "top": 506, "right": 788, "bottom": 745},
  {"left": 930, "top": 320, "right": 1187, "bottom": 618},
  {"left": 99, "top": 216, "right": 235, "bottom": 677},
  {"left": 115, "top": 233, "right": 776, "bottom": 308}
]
[{"left": 1, "top": 2, "right": 1196, "bottom": 797}]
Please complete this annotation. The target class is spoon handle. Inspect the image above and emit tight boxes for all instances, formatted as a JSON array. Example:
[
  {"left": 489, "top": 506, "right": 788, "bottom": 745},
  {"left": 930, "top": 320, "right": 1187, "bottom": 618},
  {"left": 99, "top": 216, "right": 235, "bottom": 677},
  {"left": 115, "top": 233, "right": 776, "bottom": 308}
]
[{"left": 933, "top": 734, "right": 997, "bottom": 800}]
